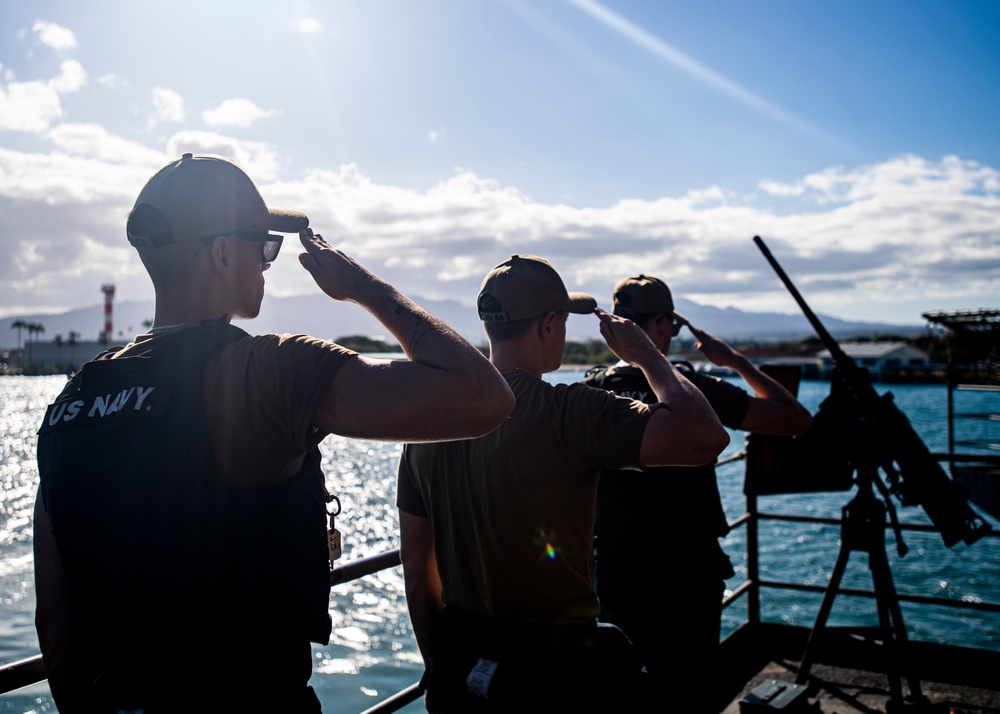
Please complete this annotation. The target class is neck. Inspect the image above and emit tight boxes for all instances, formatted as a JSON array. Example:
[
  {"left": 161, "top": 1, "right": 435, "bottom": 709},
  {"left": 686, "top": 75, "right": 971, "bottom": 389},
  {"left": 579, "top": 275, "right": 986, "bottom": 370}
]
[
  {"left": 489, "top": 343, "right": 548, "bottom": 379},
  {"left": 151, "top": 297, "right": 232, "bottom": 332},
  {"left": 148, "top": 322, "right": 189, "bottom": 333}
]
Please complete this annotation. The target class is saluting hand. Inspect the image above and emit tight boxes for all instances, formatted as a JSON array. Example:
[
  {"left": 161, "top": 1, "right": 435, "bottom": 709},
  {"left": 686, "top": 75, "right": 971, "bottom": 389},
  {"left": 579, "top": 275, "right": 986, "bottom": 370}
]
[
  {"left": 298, "top": 228, "right": 382, "bottom": 304},
  {"left": 596, "top": 308, "right": 663, "bottom": 368},
  {"left": 687, "top": 323, "right": 743, "bottom": 369}
]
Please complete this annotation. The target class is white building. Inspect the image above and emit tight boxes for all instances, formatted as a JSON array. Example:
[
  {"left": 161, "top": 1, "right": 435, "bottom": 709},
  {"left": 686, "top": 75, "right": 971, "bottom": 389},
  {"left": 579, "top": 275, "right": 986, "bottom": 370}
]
[{"left": 815, "top": 342, "right": 932, "bottom": 381}]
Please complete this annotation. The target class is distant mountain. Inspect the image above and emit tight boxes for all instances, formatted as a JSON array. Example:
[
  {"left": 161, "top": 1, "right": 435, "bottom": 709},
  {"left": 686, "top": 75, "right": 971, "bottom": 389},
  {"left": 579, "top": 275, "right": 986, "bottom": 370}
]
[{"left": 0, "top": 294, "right": 926, "bottom": 350}]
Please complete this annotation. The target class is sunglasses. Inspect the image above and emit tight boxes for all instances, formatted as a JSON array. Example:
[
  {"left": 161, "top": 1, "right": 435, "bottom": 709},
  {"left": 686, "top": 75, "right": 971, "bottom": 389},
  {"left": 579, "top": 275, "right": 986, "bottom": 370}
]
[
  {"left": 200, "top": 231, "right": 283, "bottom": 263},
  {"left": 655, "top": 314, "right": 684, "bottom": 337}
]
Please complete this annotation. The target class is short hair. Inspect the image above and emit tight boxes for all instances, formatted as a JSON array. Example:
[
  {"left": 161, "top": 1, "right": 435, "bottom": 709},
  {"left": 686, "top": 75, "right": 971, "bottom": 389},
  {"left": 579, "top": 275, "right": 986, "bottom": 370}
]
[{"left": 484, "top": 315, "right": 541, "bottom": 344}]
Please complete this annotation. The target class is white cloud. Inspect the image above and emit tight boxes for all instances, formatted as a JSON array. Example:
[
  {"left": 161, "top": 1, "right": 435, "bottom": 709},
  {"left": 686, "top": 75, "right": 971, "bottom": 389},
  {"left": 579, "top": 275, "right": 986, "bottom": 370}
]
[
  {"left": 32, "top": 21, "right": 77, "bottom": 51},
  {"left": 98, "top": 73, "right": 126, "bottom": 89},
  {"left": 0, "top": 149, "right": 997, "bottom": 324},
  {"left": 0, "top": 78, "right": 63, "bottom": 132},
  {"left": 428, "top": 129, "right": 444, "bottom": 143},
  {"left": 202, "top": 98, "right": 278, "bottom": 128},
  {"left": 259, "top": 155, "right": 1000, "bottom": 322},
  {"left": 759, "top": 180, "right": 805, "bottom": 197},
  {"left": 164, "top": 130, "right": 283, "bottom": 181},
  {"left": 0, "top": 147, "right": 163, "bottom": 318},
  {"left": 0, "top": 58, "right": 87, "bottom": 133},
  {"left": 148, "top": 87, "right": 185, "bottom": 128},
  {"left": 49, "top": 60, "right": 86, "bottom": 93},
  {"left": 47, "top": 123, "right": 165, "bottom": 166},
  {"left": 0, "top": 146, "right": 151, "bottom": 204},
  {"left": 293, "top": 17, "right": 322, "bottom": 34}
]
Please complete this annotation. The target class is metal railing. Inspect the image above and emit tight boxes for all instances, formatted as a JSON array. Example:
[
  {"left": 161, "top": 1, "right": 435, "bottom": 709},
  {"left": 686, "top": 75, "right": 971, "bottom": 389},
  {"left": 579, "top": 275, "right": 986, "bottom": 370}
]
[
  {"left": 0, "top": 549, "right": 424, "bottom": 713},
  {"left": 5, "top": 452, "right": 998, "bottom": 710},
  {"left": 720, "top": 450, "right": 1000, "bottom": 630}
]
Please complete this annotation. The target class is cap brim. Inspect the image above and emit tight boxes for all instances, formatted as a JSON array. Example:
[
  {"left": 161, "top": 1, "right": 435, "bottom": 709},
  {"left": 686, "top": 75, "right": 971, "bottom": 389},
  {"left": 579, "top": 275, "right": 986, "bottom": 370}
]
[
  {"left": 267, "top": 207, "right": 310, "bottom": 233},
  {"left": 672, "top": 310, "right": 690, "bottom": 326},
  {"left": 567, "top": 293, "right": 597, "bottom": 314}
]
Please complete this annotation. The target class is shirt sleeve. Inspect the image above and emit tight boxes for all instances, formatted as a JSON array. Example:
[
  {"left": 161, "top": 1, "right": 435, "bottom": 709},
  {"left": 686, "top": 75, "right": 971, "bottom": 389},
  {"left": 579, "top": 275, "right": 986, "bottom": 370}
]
[
  {"left": 559, "top": 382, "right": 660, "bottom": 472},
  {"left": 204, "top": 333, "right": 357, "bottom": 487},
  {"left": 395, "top": 446, "right": 429, "bottom": 518},
  {"left": 686, "top": 371, "right": 750, "bottom": 429}
]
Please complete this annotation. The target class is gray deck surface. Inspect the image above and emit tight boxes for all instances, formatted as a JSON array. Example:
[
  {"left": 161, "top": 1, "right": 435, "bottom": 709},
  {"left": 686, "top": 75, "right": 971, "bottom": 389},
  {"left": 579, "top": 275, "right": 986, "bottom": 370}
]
[{"left": 716, "top": 625, "right": 1000, "bottom": 714}]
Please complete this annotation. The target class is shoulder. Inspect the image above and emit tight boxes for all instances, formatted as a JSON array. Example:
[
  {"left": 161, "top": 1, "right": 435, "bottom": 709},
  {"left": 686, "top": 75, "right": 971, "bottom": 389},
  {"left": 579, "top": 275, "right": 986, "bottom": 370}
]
[
  {"left": 503, "top": 371, "right": 623, "bottom": 414},
  {"left": 214, "top": 333, "right": 357, "bottom": 367}
]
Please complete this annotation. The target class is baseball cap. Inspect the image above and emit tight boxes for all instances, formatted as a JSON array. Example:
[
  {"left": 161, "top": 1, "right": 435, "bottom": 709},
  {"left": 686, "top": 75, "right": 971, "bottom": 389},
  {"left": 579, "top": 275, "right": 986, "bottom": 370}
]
[
  {"left": 612, "top": 275, "right": 673, "bottom": 318},
  {"left": 477, "top": 255, "right": 597, "bottom": 322},
  {"left": 126, "top": 153, "right": 309, "bottom": 249}
]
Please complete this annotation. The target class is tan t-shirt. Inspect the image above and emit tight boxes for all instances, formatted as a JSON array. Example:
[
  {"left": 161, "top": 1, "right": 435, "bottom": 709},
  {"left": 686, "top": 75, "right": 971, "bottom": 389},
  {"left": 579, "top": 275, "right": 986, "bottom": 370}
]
[
  {"left": 123, "top": 329, "right": 355, "bottom": 487},
  {"left": 397, "top": 369, "right": 656, "bottom": 625}
]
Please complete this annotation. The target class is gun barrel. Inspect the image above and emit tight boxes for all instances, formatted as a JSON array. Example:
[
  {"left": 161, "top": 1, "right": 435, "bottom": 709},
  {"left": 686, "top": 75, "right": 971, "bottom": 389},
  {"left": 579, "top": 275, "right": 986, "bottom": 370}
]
[
  {"left": 753, "top": 236, "right": 852, "bottom": 367},
  {"left": 752, "top": 234, "right": 990, "bottom": 548}
]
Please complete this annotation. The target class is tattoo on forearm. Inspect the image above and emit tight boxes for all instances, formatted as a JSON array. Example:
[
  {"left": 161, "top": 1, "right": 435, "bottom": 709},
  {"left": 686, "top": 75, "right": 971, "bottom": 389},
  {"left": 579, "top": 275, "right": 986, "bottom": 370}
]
[
  {"left": 386, "top": 292, "right": 435, "bottom": 351},
  {"left": 388, "top": 293, "right": 407, "bottom": 316},
  {"left": 410, "top": 321, "right": 432, "bottom": 350}
]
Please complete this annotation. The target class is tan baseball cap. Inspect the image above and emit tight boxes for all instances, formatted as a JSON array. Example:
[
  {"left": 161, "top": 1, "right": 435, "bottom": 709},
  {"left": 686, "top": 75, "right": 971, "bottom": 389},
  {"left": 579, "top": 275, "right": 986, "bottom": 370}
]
[
  {"left": 612, "top": 275, "right": 674, "bottom": 318},
  {"left": 126, "top": 153, "right": 309, "bottom": 248},
  {"left": 477, "top": 255, "right": 597, "bottom": 322}
]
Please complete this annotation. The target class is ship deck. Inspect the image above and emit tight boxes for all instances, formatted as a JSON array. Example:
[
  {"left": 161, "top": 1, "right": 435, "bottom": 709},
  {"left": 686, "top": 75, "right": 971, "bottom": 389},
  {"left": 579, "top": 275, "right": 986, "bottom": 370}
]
[{"left": 714, "top": 623, "right": 1000, "bottom": 714}]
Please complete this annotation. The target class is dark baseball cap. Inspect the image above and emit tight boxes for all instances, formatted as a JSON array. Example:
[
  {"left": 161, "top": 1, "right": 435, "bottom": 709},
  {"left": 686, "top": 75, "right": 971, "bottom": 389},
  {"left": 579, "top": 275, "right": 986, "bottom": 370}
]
[
  {"left": 126, "top": 153, "right": 308, "bottom": 249},
  {"left": 477, "top": 255, "right": 597, "bottom": 322},
  {"left": 612, "top": 275, "right": 674, "bottom": 318}
]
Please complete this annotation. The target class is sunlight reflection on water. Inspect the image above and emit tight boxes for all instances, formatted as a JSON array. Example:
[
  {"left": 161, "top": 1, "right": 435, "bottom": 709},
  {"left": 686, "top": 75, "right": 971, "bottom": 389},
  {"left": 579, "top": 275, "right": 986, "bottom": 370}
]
[{"left": 1, "top": 373, "right": 999, "bottom": 713}]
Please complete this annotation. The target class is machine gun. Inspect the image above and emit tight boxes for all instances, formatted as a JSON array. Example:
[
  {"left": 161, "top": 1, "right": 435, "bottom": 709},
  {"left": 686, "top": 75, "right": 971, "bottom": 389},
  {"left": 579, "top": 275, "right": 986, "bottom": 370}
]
[{"left": 754, "top": 235, "right": 990, "bottom": 549}]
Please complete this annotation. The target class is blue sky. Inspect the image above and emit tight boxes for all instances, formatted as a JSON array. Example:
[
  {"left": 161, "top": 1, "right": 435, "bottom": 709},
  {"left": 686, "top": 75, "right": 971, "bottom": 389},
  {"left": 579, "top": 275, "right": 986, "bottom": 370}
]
[{"left": 1, "top": 0, "right": 998, "bottom": 326}]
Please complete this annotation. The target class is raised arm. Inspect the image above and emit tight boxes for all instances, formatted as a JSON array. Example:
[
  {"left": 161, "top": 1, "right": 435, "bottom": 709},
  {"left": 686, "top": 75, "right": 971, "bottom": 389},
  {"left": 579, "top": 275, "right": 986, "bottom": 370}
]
[
  {"left": 299, "top": 230, "right": 514, "bottom": 442},
  {"left": 596, "top": 309, "right": 729, "bottom": 467},
  {"left": 687, "top": 323, "right": 812, "bottom": 436},
  {"left": 399, "top": 510, "right": 443, "bottom": 668}
]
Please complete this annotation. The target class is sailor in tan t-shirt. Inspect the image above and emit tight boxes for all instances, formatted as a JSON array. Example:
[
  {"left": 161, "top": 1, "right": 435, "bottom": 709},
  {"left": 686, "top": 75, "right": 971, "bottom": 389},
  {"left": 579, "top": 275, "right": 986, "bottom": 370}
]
[{"left": 397, "top": 254, "right": 729, "bottom": 712}]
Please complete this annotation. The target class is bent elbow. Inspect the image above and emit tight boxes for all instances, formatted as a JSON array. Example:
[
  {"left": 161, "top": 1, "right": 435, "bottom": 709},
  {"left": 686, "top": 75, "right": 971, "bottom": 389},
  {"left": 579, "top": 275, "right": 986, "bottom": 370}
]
[
  {"left": 713, "top": 425, "right": 731, "bottom": 453},
  {"left": 699, "top": 426, "right": 730, "bottom": 464},
  {"left": 791, "top": 409, "right": 814, "bottom": 436},
  {"left": 679, "top": 423, "right": 730, "bottom": 467},
  {"left": 640, "top": 418, "right": 730, "bottom": 468}
]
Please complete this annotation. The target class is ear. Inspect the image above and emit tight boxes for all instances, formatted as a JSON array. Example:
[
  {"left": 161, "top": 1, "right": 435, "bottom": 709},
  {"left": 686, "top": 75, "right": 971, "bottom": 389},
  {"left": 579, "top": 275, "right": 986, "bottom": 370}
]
[
  {"left": 538, "top": 311, "right": 558, "bottom": 338},
  {"left": 209, "top": 236, "right": 232, "bottom": 273}
]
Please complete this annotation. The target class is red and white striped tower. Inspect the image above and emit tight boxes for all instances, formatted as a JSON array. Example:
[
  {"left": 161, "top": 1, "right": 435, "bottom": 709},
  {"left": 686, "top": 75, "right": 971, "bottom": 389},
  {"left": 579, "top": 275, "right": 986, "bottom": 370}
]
[{"left": 101, "top": 283, "right": 115, "bottom": 341}]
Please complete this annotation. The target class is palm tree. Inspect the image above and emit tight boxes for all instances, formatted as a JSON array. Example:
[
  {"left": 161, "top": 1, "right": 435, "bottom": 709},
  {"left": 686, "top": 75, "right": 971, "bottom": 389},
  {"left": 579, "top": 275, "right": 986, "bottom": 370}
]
[
  {"left": 11, "top": 319, "right": 28, "bottom": 371},
  {"left": 25, "top": 322, "right": 44, "bottom": 372},
  {"left": 68, "top": 331, "right": 80, "bottom": 372},
  {"left": 54, "top": 334, "right": 64, "bottom": 371},
  {"left": 11, "top": 319, "right": 27, "bottom": 350}
]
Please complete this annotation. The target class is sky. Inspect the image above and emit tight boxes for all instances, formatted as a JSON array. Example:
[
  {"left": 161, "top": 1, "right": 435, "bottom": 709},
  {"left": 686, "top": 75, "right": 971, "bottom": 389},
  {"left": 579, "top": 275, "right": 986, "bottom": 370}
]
[{"left": 1, "top": 0, "right": 999, "bottom": 326}]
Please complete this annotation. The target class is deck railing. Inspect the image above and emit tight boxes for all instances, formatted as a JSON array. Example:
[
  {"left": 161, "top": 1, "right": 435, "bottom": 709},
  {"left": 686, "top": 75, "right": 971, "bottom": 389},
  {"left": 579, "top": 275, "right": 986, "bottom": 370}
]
[
  {"left": 721, "top": 449, "right": 1000, "bottom": 631},
  {"left": 0, "top": 551, "right": 425, "bottom": 714},
  {"left": 4, "top": 452, "right": 997, "bottom": 711}
]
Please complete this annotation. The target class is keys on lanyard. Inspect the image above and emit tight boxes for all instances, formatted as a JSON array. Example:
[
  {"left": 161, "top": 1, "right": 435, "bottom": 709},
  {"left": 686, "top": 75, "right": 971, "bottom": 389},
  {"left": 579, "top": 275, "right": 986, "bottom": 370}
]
[{"left": 327, "top": 492, "right": 342, "bottom": 563}]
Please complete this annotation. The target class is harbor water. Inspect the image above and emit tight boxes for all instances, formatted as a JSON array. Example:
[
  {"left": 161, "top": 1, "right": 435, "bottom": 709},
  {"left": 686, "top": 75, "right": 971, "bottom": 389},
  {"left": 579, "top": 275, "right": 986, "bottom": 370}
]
[{"left": 2, "top": 371, "right": 999, "bottom": 713}]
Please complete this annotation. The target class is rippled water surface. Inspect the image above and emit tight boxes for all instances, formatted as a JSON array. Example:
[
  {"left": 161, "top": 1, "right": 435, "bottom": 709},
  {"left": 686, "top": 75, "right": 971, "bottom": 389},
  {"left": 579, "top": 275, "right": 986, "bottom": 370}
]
[{"left": 2, "top": 373, "right": 999, "bottom": 713}]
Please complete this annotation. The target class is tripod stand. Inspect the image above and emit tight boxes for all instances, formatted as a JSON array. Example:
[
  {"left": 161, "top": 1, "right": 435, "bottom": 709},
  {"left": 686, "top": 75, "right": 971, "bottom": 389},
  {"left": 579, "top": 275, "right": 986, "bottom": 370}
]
[{"left": 794, "top": 464, "right": 930, "bottom": 712}]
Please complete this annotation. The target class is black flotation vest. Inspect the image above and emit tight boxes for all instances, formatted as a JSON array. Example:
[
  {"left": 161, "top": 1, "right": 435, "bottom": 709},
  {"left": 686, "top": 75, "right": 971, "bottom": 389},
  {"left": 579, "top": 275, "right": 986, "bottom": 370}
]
[
  {"left": 582, "top": 362, "right": 732, "bottom": 544},
  {"left": 36, "top": 321, "right": 332, "bottom": 708}
]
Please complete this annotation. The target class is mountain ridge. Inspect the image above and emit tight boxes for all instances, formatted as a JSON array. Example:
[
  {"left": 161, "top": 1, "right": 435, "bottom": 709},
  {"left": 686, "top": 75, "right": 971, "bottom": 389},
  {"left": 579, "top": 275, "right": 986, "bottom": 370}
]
[{"left": 1, "top": 293, "right": 927, "bottom": 350}]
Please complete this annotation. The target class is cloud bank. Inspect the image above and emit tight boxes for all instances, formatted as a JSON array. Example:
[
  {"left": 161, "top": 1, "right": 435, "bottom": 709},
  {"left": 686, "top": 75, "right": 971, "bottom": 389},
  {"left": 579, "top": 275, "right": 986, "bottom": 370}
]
[{"left": 2, "top": 133, "right": 997, "bottom": 324}]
